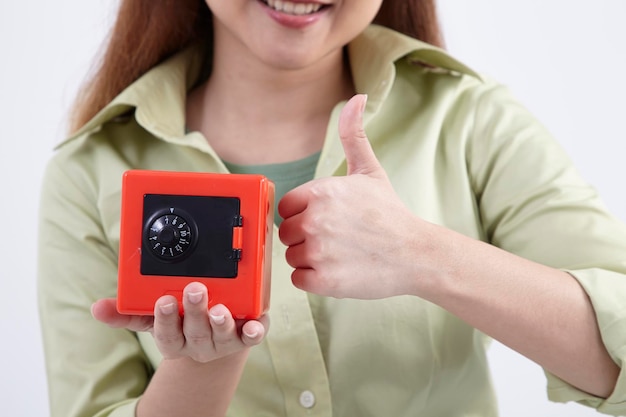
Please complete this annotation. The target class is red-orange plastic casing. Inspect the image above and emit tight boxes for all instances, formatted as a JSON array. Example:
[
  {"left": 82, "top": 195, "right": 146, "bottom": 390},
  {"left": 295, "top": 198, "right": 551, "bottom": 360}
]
[{"left": 117, "top": 170, "right": 274, "bottom": 319}]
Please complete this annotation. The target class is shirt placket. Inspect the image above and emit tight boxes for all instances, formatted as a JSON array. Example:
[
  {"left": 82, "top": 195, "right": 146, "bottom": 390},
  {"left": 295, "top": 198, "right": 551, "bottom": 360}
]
[{"left": 266, "top": 235, "right": 333, "bottom": 416}]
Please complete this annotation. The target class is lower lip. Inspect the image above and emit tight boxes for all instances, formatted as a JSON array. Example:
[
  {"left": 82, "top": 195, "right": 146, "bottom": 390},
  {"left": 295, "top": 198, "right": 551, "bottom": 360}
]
[{"left": 260, "top": 2, "right": 327, "bottom": 29}]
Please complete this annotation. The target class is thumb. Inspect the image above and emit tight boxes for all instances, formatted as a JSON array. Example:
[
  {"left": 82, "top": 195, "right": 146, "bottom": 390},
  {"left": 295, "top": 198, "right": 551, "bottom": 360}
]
[
  {"left": 91, "top": 298, "right": 154, "bottom": 332},
  {"left": 338, "top": 94, "right": 383, "bottom": 177}
]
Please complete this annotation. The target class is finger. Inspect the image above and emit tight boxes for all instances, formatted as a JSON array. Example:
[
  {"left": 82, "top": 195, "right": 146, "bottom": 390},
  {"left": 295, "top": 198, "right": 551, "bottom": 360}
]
[
  {"left": 290, "top": 268, "right": 326, "bottom": 296},
  {"left": 153, "top": 295, "right": 185, "bottom": 358},
  {"left": 91, "top": 298, "right": 154, "bottom": 332},
  {"left": 182, "top": 282, "right": 213, "bottom": 350},
  {"left": 278, "top": 211, "right": 307, "bottom": 247},
  {"left": 278, "top": 182, "right": 310, "bottom": 221},
  {"left": 338, "top": 94, "right": 384, "bottom": 177},
  {"left": 284, "top": 241, "right": 319, "bottom": 269},
  {"left": 240, "top": 317, "right": 268, "bottom": 347},
  {"left": 207, "top": 304, "right": 238, "bottom": 349}
]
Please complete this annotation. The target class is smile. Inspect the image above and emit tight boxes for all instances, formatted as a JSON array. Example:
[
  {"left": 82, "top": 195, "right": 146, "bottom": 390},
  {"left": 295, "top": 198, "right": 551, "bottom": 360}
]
[{"left": 263, "top": 0, "right": 325, "bottom": 16}]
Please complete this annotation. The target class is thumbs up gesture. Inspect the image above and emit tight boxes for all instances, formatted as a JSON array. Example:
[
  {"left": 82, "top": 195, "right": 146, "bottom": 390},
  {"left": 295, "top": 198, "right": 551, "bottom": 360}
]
[{"left": 278, "top": 94, "right": 424, "bottom": 299}]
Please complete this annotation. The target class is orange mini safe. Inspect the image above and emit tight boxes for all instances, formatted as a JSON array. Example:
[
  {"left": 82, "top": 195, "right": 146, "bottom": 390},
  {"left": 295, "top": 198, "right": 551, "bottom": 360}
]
[{"left": 117, "top": 170, "right": 274, "bottom": 319}]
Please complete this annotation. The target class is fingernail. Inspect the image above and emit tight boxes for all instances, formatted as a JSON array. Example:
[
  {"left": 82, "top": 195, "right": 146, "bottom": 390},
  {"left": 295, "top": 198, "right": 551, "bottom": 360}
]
[
  {"left": 187, "top": 291, "right": 203, "bottom": 305},
  {"left": 210, "top": 313, "right": 226, "bottom": 325},
  {"left": 159, "top": 302, "right": 176, "bottom": 315},
  {"left": 360, "top": 94, "right": 368, "bottom": 115},
  {"left": 243, "top": 328, "right": 259, "bottom": 338}
]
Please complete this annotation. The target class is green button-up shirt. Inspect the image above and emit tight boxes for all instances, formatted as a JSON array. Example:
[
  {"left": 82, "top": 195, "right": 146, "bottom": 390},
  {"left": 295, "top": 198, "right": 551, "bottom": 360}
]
[{"left": 38, "top": 25, "right": 626, "bottom": 417}]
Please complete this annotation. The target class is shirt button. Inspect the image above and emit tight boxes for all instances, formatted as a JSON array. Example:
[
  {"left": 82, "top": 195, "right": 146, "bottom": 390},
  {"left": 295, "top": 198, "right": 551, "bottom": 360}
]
[{"left": 299, "top": 390, "right": 316, "bottom": 409}]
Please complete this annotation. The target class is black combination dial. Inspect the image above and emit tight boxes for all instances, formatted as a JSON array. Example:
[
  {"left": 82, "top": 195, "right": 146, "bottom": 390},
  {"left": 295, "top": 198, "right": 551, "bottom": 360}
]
[{"left": 144, "top": 209, "right": 196, "bottom": 261}]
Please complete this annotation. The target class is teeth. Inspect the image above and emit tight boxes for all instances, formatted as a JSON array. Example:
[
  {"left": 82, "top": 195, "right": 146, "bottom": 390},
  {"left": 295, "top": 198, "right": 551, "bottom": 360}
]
[{"left": 266, "top": 0, "right": 323, "bottom": 15}]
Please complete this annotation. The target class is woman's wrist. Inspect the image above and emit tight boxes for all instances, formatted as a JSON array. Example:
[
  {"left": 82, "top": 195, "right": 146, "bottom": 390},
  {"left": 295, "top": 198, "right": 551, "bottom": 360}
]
[
  {"left": 398, "top": 219, "right": 463, "bottom": 301},
  {"left": 137, "top": 349, "right": 251, "bottom": 417}
]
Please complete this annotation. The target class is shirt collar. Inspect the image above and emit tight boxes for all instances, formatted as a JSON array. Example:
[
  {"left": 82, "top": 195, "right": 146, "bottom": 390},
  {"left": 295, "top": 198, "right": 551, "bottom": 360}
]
[
  {"left": 59, "top": 46, "right": 203, "bottom": 148},
  {"left": 349, "top": 24, "right": 480, "bottom": 114},
  {"left": 60, "top": 24, "right": 479, "bottom": 148}
]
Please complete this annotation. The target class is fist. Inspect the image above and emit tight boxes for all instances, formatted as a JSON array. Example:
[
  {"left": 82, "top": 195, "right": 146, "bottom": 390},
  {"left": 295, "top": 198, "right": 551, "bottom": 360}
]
[{"left": 278, "top": 95, "right": 423, "bottom": 299}]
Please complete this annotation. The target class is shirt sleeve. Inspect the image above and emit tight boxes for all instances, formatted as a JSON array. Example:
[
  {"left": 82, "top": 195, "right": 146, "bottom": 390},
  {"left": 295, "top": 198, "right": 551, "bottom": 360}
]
[
  {"left": 546, "top": 268, "right": 626, "bottom": 415},
  {"left": 37, "top": 145, "right": 151, "bottom": 417},
  {"left": 466, "top": 80, "right": 626, "bottom": 414}
]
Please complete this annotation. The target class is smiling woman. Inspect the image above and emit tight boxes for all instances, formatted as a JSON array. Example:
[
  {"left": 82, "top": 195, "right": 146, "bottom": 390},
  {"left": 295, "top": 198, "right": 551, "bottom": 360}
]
[{"left": 35, "top": 1, "right": 626, "bottom": 417}]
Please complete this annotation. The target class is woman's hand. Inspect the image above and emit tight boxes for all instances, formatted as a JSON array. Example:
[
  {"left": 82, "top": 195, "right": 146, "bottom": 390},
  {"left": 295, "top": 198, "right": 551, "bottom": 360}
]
[
  {"left": 278, "top": 94, "right": 431, "bottom": 299},
  {"left": 91, "top": 281, "right": 269, "bottom": 363}
]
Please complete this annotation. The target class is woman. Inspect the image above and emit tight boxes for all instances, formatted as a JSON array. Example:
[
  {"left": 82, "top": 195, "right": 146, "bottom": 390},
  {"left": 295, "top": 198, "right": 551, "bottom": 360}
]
[{"left": 38, "top": 0, "right": 626, "bottom": 416}]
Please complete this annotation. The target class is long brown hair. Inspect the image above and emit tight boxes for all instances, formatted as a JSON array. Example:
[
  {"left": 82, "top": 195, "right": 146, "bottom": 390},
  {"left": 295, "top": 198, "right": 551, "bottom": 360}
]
[{"left": 68, "top": 0, "right": 445, "bottom": 134}]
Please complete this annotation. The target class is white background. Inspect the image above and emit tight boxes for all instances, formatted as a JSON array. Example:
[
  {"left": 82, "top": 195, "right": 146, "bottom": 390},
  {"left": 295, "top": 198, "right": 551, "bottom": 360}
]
[{"left": 1, "top": 1, "right": 625, "bottom": 416}]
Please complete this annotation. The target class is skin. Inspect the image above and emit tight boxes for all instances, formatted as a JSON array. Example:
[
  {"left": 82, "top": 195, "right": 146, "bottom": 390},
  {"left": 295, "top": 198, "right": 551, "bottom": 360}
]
[{"left": 93, "top": 0, "right": 619, "bottom": 415}]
